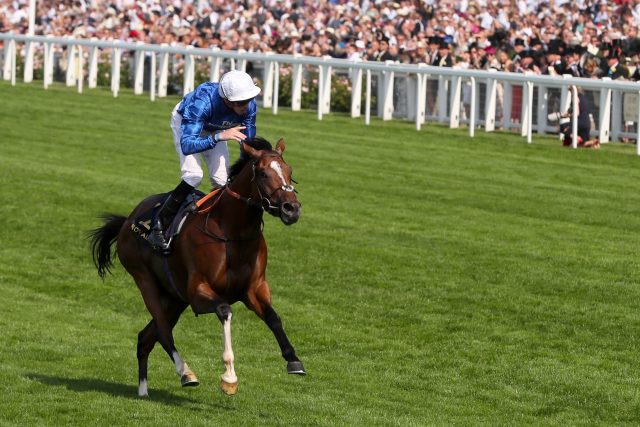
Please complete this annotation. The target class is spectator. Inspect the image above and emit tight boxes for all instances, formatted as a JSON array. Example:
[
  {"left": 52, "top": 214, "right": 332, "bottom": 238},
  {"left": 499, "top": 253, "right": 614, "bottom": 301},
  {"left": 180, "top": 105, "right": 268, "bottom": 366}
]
[
  {"left": 565, "top": 46, "right": 584, "bottom": 77},
  {"left": 545, "top": 41, "right": 566, "bottom": 76},
  {"left": 435, "top": 40, "right": 453, "bottom": 67},
  {"left": 375, "top": 38, "right": 393, "bottom": 61},
  {"left": 582, "top": 56, "right": 603, "bottom": 79},
  {"left": 605, "top": 48, "right": 631, "bottom": 80},
  {"left": 1, "top": 0, "right": 639, "bottom": 80},
  {"left": 553, "top": 86, "right": 600, "bottom": 149},
  {"left": 516, "top": 50, "right": 541, "bottom": 74}
]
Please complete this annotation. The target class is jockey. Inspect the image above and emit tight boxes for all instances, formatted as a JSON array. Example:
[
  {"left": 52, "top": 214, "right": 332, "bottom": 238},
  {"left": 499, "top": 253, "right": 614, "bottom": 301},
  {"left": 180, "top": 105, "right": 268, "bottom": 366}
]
[{"left": 147, "top": 70, "right": 261, "bottom": 253}]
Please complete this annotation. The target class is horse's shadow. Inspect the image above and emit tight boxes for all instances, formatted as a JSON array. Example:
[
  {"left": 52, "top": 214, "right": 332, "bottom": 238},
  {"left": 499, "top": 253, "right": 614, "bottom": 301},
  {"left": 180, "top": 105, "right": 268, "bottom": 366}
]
[{"left": 26, "top": 373, "right": 201, "bottom": 406}]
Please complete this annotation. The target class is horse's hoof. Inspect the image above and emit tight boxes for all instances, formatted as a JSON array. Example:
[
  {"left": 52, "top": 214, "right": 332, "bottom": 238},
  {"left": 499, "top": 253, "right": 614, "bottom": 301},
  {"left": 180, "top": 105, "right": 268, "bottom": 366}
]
[
  {"left": 181, "top": 373, "right": 199, "bottom": 387},
  {"left": 287, "top": 360, "right": 306, "bottom": 375},
  {"left": 220, "top": 379, "right": 238, "bottom": 396}
]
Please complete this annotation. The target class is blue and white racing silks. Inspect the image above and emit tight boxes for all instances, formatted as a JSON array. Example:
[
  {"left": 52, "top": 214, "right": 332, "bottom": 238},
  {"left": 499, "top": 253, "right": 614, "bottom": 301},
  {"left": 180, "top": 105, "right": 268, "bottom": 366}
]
[{"left": 177, "top": 82, "right": 257, "bottom": 155}]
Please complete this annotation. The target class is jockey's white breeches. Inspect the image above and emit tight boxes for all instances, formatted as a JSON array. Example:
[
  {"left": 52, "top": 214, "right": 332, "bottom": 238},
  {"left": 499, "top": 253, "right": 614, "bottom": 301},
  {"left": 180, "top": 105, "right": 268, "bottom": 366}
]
[{"left": 171, "top": 103, "right": 229, "bottom": 188}]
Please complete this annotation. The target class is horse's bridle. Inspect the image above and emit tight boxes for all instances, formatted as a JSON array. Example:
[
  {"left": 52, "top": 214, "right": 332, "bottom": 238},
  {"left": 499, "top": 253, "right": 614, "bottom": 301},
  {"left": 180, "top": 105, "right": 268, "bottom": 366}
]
[
  {"left": 196, "top": 153, "right": 298, "bottom": 244},
  {"left": 251, "top": 156, "right": 297, "bottom": 214},
  {"left": 222, "top": 153, "right": 297, "bottom": 215}
]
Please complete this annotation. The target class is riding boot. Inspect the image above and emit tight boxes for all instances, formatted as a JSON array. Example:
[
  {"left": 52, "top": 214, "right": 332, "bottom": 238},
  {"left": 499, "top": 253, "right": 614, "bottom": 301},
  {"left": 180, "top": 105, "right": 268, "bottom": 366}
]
[{"left": 147, "top": 180, "right": 195, "bottom": 254}]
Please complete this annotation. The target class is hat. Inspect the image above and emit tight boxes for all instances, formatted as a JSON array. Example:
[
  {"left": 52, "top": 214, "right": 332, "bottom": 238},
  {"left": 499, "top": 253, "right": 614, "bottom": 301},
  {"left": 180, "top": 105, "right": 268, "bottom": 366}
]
[
  {"left": 355, "top": 39, "right": 365, "bottom": 49},
  {"left": 514, "top": 38, "right": 525, "bottom": 47},
  {"left": 521, "top": 49, "right": 534, "bottom": 58},
  {"left": 218, "top": 70, "right": 261, "bottom": 102},
  {"left": 547, "top": 40, "right": 565, "bottom": 55},
  {"left": 530, "top": 37, "right": 542, "bottom": 47}
]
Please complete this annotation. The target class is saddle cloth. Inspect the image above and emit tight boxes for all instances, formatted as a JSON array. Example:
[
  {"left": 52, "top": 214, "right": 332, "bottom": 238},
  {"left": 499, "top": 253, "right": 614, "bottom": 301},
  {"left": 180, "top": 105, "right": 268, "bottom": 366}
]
[{"left": 131, "top": 190, "right": 205, "bottom": 245}]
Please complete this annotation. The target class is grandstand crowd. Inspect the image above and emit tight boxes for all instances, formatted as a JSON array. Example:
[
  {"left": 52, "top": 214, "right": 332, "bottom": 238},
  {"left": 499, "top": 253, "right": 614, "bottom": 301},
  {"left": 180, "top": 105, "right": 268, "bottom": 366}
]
[{"left": 2, "top": 0, "right": 640, "bottom": 80}]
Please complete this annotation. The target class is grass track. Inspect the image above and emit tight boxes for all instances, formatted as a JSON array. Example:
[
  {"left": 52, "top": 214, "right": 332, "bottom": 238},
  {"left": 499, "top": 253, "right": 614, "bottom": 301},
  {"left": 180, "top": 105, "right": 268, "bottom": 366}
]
[{"left": 1, "top": 81, "right": 640, "bottom": 425}]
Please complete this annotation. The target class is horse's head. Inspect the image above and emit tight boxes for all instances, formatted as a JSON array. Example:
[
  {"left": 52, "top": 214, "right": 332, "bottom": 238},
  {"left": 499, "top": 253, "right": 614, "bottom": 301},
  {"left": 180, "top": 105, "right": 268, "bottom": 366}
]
[{"left": 242, "top": 138, "right": 301, "bottom": 225}]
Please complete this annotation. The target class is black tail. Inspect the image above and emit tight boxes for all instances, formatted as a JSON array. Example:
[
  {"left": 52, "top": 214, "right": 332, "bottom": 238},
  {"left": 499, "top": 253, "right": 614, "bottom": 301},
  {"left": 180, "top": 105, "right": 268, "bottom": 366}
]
[{"left": 88, "top": 214, "right": 127, "bottom": 279}]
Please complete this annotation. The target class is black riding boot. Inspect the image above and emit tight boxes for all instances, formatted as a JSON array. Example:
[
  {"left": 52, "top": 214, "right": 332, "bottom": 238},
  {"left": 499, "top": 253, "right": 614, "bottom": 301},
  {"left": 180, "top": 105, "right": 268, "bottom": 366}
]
[{"left": 147, "top": 180, "right": 194, "bottom": 254}]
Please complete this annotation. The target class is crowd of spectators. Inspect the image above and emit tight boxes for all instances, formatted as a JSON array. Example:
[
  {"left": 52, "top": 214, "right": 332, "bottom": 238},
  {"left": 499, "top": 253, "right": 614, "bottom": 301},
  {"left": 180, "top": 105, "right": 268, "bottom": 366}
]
[{"left": 2, "top": 0, "right": 640, "bottom": 80}]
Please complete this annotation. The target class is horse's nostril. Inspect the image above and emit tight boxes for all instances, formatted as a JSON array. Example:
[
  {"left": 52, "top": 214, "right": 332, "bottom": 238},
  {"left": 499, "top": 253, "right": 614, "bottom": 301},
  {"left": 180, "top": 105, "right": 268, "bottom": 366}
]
[{"left": 282, "top": 202, "right": 298, "bottom": 216}]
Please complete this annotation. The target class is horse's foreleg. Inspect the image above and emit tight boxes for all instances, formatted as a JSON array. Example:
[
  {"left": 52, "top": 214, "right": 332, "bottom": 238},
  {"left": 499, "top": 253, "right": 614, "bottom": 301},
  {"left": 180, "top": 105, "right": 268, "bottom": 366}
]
[
  {"left": 245, "top": 288, "right": 306, "bottom": 375},
  {"left": 262, "top": 305, "right": 306, "bottom": 375},
  {"left": 216, "top": 303, "right": 238, "bottom": 395}
]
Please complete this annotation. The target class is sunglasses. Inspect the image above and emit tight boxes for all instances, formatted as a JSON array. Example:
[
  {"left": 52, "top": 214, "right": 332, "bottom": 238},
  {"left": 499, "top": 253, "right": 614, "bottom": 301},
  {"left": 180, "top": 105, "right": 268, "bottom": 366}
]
[{"left": 231, "top": 99, "right": 253, "bottom": 107}]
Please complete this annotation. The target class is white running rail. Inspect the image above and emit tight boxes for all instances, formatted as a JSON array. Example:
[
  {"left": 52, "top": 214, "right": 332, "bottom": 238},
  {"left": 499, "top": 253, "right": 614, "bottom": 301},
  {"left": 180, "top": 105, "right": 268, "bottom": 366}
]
[{"left": 2, "top": 32, "right": 640, "bottom": 154}]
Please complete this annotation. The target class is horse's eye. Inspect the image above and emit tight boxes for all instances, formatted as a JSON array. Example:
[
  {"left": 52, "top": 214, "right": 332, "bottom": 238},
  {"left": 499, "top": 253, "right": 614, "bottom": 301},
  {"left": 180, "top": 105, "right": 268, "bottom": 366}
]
[{"left": 259, "top": 171, "right": 268, "bottom": 178}]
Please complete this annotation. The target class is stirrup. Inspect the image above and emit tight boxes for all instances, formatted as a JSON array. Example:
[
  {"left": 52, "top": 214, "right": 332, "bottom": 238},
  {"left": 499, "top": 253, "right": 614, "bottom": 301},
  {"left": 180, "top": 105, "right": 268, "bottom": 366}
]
[{"left": 147, "top": 226, "right": 171, "bottom": 255}]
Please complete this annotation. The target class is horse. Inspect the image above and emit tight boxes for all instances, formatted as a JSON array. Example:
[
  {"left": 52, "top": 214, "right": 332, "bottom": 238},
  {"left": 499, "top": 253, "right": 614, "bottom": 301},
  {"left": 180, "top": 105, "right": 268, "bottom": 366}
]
[{"left": 88, "top": 137, "right": 305, "bottom": 397}]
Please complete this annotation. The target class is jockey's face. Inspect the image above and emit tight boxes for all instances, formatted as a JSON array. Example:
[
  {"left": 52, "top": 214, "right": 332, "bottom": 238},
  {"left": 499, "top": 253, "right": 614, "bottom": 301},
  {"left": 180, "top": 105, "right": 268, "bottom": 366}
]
[{"left": 224, "top": 98, "right": 252, "bottom": 115}]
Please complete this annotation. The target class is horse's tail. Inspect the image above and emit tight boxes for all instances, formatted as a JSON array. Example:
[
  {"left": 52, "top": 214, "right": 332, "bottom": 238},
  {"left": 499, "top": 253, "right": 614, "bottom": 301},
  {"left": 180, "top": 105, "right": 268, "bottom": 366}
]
[{"left": 88, "top": 213, "right": 127, "bottom": 279}]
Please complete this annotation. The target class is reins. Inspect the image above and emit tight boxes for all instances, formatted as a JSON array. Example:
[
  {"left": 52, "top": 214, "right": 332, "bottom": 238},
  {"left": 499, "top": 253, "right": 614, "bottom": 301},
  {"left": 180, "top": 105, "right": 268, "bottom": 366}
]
[
  {"left": 190, "top": 152, "right": 296, "bottom": 244},
  {"left": 195, "top": 209, "right": 264, "bottom": 244},
  {"left": 192, "top": 177, "right": 264, "bottom": 244}
]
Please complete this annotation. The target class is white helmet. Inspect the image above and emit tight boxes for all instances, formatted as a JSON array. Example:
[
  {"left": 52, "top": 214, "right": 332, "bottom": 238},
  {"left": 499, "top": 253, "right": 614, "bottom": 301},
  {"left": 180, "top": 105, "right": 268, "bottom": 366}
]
[{"left": 218, "top": 70, "right": 261, "bottom": 102}]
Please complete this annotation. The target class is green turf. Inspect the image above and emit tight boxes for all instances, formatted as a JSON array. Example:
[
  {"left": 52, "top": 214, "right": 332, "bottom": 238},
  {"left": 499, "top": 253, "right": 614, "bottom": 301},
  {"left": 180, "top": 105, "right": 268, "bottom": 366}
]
[{"left": 2, "top": 81, "right": 640, "bottom": 425}]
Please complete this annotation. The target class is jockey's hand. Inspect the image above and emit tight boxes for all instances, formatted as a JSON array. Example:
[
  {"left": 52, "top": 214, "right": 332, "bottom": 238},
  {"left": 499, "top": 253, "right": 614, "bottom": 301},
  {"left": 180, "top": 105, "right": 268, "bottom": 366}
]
[{"left": 218, "top": 126, "right": 247, "bottom": 142}]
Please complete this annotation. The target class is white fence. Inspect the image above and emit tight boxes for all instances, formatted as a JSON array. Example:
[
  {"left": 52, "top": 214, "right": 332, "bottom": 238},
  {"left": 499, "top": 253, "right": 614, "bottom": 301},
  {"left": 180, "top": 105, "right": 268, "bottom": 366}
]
[{"left": 2, "top": 33, "right": 640, "bottom": 154}]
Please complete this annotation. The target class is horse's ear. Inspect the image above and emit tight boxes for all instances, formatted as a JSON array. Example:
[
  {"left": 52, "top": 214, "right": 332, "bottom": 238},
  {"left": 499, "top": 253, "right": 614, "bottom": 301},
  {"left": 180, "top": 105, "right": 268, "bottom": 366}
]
[
  {"left": 242, "top": 142, "right": 261, "bottom": 159},
  {"left": 275, "top": 138, "right": 285, "bottom": 155}
]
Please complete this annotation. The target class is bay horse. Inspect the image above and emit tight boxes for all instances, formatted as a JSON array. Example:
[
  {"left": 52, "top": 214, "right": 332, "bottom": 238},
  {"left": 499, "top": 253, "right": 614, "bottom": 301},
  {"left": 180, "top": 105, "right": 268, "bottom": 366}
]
[{"left": 89, "top": 137, "right": 305, "bottom": 397}]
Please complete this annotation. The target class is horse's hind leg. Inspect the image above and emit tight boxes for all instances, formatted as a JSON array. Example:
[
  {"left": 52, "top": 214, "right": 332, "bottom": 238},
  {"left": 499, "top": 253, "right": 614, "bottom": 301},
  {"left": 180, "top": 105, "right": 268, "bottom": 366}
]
[
  {"left": 136, "top": 300, "right": 197, "bottom": 396},
  {"left": 133, "top": 273, "right": 197, "bottom": 396},
  {"left": 137, "top": 320, "right": 156, "bottom": 396},
  {"left": 244, "top": 282, "right": 306, "bottom": 375}
]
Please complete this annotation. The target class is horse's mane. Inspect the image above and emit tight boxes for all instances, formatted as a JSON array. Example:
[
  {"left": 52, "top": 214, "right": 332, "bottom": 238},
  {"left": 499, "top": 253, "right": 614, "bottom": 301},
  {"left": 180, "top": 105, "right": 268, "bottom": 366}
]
[{"left": 228, "top": 136, "right": 273, "bottom": 182}]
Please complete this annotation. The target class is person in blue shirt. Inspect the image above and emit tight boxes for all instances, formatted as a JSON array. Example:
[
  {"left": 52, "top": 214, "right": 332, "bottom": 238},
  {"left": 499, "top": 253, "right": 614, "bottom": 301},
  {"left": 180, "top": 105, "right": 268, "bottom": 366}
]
[{"left": 147, "top": 70, "right": 261, "bottom": 253}]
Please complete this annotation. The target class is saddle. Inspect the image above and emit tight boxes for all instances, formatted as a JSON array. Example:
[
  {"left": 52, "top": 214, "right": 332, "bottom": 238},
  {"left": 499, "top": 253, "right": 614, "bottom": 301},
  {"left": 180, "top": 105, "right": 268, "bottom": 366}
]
[{"left": 131, "top": 190, "right": 206, "bottom": 247}]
